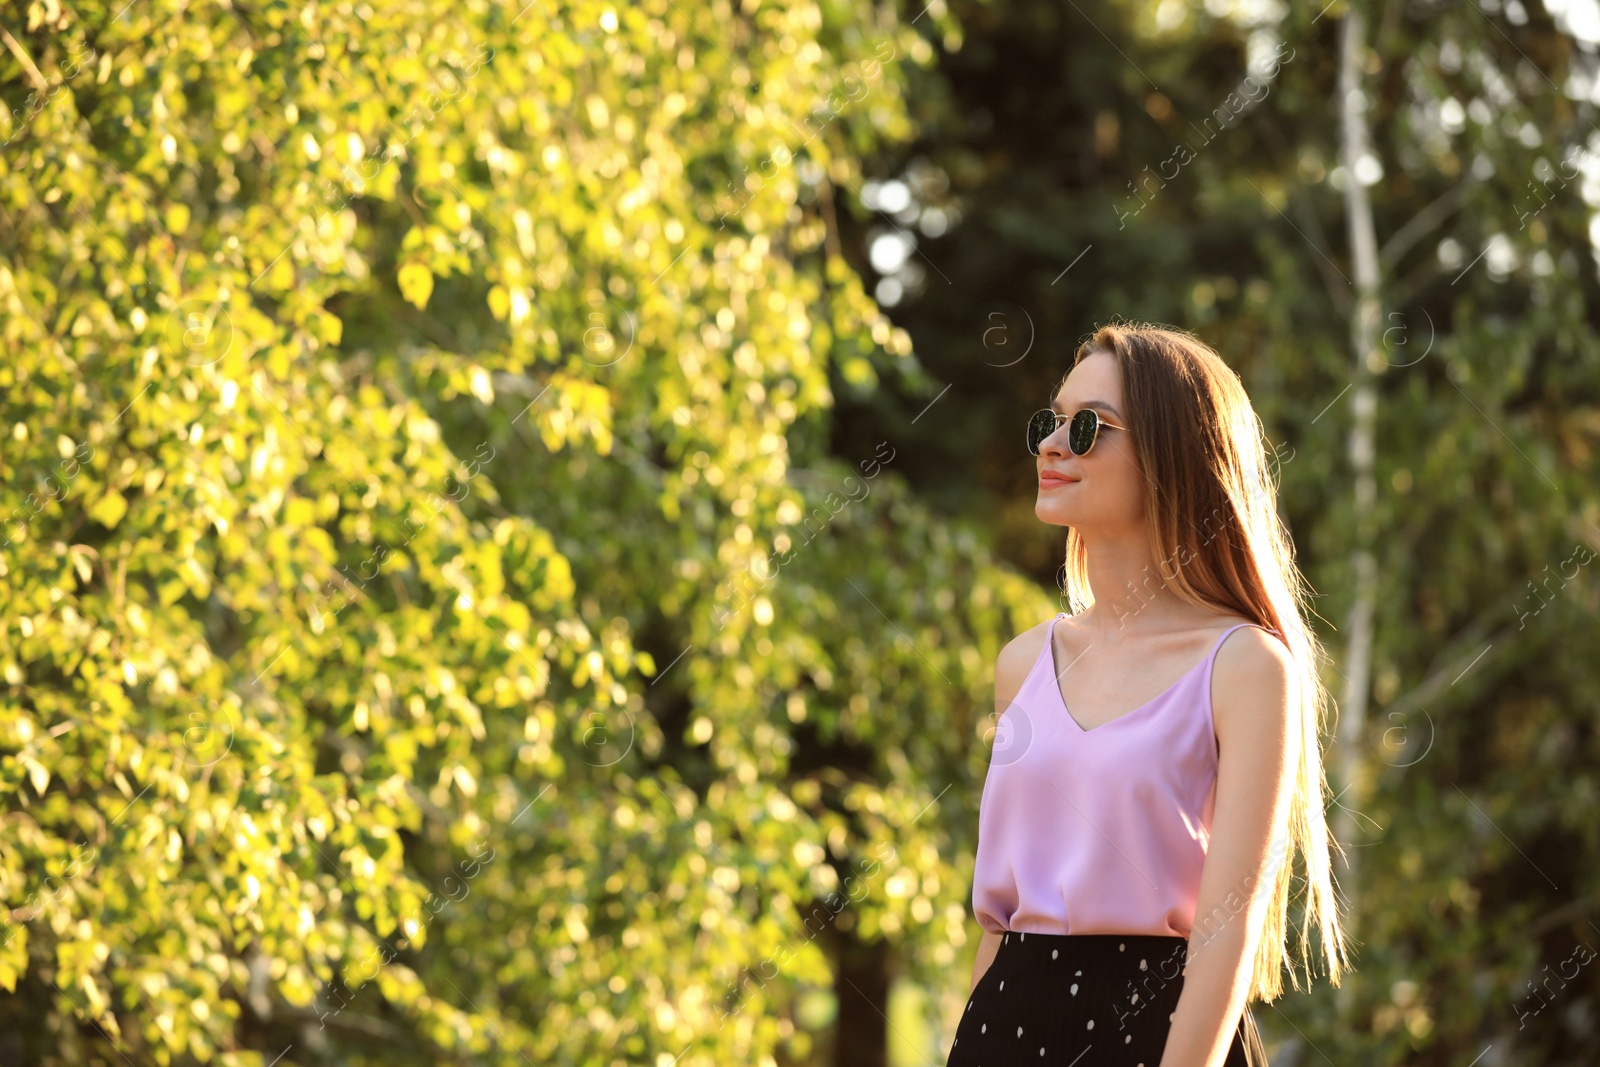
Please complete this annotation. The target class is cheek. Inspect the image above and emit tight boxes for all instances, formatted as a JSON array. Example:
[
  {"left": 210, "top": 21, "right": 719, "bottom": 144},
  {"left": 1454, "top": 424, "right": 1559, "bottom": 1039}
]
[
  {"left": 1124, "top": 478, "right": 1148, "bottom": 519},
  {"left": 1093, "top": 451, "right": 1146, "bottom": 514}
]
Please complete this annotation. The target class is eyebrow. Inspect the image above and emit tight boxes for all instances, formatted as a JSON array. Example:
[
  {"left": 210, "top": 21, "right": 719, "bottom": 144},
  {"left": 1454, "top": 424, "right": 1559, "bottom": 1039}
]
[{"left": 1051, "top": 399, "right": 1124, "bottom": 420}]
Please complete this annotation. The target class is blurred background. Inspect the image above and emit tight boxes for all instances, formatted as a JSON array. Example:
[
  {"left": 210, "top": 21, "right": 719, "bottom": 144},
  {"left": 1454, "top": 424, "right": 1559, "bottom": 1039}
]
[{"left": 2, "top": 0, "right": 1599, "bottom": 1063}]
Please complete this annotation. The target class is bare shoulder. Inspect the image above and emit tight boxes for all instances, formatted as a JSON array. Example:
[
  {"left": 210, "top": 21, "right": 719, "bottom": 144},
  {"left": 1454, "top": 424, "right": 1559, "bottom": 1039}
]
[
  {"left": 1212, "top": 623, "right": 1298, "bottom": 744},
  {"left": 994, "top": 615, "right": 1055, "bottom": 711}
]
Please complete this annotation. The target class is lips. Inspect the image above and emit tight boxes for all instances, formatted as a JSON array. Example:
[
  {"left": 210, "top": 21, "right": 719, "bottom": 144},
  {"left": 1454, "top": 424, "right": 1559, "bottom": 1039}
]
[{"left": 1039, "top": 472, "right": 1078, "bottom": 487}]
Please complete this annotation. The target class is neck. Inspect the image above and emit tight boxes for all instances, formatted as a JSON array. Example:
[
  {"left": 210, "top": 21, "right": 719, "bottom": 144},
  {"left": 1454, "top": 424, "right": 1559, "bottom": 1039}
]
[{"left": 1077, "top": 533, "right": 1187, "bottom": 632}]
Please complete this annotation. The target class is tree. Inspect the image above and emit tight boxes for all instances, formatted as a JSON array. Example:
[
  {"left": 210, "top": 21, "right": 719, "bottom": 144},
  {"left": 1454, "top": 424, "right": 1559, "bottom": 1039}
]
[{"left": 0, "top": 1, "right": 1052, "bottom": 1065}]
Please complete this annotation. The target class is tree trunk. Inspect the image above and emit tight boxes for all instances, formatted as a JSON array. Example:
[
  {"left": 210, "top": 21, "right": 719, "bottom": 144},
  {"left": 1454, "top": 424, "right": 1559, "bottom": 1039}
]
[
  {"left": 832, "top": 929, "right": 892, "bottom": 1067},
  {"left": 1334, "top": 3, "right": 1382, "bottom": 946}
]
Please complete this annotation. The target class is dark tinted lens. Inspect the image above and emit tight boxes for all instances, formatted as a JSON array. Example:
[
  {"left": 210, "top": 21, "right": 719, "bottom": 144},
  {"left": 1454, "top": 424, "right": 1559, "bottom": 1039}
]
[
  {"left": 1067, "top": 409, "right": 1100, "bottom": 455},
  {"left": 1026, "top": 410, "right": 1058, "bottom": 454}
]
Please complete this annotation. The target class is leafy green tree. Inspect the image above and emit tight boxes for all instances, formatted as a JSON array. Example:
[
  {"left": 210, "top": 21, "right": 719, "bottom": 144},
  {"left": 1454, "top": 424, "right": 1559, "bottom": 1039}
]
[{"left": 0, "top": 1, "right": 1055, "bottom": 1065}]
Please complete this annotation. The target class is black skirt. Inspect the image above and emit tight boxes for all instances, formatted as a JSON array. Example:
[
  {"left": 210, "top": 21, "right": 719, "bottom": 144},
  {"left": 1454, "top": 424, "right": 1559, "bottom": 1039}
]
[{"left": 945, "top": 933, "right": 1266, "bottom": 1067}]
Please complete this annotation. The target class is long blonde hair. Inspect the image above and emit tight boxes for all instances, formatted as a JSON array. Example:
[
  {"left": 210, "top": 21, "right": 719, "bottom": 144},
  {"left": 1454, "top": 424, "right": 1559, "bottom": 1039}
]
[{"left": 1061, "top": 319, "right": 1354, "bottom": 1003}]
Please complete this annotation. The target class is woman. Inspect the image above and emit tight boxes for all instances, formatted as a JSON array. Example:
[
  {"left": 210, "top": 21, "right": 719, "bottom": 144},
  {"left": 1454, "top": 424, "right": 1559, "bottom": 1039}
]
[{"left": 946, "top": 322, "right": 1353, "bottom": 1067}]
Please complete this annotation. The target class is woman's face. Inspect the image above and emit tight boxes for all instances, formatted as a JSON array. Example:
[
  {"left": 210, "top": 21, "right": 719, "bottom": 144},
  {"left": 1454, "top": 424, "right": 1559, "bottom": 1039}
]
[{"left": 1035, "top": 350, "right": 1146, "bottom": 531}]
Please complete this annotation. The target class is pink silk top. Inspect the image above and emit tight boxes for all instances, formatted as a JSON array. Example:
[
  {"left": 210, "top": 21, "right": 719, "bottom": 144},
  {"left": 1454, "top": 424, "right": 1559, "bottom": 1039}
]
[{"left": 971, "top": 613, "right": 1271, "bottom": 938}]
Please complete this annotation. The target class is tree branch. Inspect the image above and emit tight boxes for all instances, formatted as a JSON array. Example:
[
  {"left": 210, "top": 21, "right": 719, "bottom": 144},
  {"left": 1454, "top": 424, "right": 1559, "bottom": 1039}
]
[
  {"left": 1526, "top": 892, "right": 1600, "bottom": 939},
  {"left": 1, "top": 28, "right": 48, "bottom": 93},
  {"left": 274, "top": 1003, "right": 413, "bottom": 1042},
  {"left": 1374, "top": 600, "right": 1533, "bottom": 783},
  {"left": 1288, "top": 184, "right": 1352, "bottom": 319},
  {"left": 1379, "top": 176, "right": 1477, "bottom": 272}
]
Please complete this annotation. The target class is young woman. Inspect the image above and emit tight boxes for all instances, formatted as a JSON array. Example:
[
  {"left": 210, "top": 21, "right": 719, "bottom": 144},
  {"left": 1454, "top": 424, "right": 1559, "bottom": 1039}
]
[{"left": 946, "top": 322, "right": 1353, "bottom": 1067}]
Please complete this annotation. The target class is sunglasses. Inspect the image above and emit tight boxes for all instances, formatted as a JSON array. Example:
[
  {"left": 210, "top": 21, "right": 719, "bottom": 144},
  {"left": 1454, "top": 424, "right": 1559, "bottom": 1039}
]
[{"left": 1026, "top": 407, "right": 1129, "bottom": 457}]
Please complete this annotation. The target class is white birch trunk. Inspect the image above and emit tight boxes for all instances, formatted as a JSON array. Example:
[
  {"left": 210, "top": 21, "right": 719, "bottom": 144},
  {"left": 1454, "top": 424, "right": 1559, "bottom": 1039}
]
[{"left": 1335, "top": 5, "right": 1382, "bottom": 947}]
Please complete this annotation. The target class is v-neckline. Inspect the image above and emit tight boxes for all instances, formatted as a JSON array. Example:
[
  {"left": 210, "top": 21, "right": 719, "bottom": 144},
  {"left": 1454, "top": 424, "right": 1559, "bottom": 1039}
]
[{"left": 1045, "top": 614, "right": 1246, "bottom": 734}]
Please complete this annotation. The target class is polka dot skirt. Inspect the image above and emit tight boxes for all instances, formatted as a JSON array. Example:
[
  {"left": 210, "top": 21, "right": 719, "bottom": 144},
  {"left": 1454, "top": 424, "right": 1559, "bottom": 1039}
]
[{"left": 944, "top": 933, "right": 1261, "bottom": 1066}]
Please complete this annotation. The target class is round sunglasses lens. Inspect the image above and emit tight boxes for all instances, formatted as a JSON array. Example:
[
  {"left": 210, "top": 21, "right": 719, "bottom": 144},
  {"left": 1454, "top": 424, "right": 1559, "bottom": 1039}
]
[
  {"left": 1026, "top": 410, "right": 1056, "bottom": 454},
  {"left": 1068, "top": 409, "right": 1100, "bottom": 455}
]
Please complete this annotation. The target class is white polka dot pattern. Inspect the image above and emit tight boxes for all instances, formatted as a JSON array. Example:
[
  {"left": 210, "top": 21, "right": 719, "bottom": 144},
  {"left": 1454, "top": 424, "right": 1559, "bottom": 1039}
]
[{"left": 943, "top": 933, "right": 1257, "bottom": 1067}]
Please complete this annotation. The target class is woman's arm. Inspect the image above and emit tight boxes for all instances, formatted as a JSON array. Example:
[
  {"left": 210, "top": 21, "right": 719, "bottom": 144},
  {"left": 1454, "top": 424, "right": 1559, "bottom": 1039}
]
[
  {"left": 1158, "top": 627, "right": 1298, "bottom": 1067},
  {"left": 965, "top": 620, "right": 1049, "bottom": 996},
  {"left": 970, "top": 929, "right": 1003, "bottom": 994}
]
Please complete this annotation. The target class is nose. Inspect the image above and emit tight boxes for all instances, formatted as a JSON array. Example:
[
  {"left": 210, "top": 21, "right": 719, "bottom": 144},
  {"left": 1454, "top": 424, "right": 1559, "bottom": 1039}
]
[{"left": 1037, "top": 427, "right": 1070, "bottom": 457}]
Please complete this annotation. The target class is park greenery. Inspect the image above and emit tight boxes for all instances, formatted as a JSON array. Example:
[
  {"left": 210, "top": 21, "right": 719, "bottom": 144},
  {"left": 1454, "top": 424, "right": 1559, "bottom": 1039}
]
[{"left": 2, "top": 0, "right": 1599, "bottom": 1065}]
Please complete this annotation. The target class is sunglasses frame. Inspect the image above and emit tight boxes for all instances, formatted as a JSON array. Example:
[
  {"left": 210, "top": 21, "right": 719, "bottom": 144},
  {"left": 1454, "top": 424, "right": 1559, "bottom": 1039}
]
[{"left": 1026, "top": 407, "right": 1130, "bottom": 457}]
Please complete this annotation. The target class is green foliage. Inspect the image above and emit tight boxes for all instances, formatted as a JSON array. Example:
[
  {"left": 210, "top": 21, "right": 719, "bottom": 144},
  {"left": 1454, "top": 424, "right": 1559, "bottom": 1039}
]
[
  {"left": 12, "top": 0, "right": 1595, "bottom": 1061},
  {"left": 862, "top": 0, "right": 1600, "bottom": 1060},
  {"left": 0, "top": 0, "right": 1049, "bottom": 1064}
]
